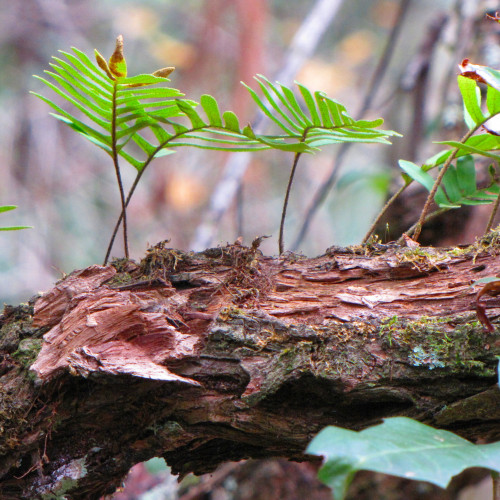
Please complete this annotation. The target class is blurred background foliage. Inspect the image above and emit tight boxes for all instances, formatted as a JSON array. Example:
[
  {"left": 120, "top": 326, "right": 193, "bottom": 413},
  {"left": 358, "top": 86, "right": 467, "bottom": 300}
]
[
  {"left": 1, "top": 1, "right": 500, "bottom": 498},
  {"left": 0, "top": 0, "right": 499, "bottom": 302}
]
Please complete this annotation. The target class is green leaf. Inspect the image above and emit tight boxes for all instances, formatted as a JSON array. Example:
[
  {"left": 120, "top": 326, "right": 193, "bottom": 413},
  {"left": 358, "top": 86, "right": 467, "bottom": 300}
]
[
  {"left": 399, "top": 160, "right": 434, "bottom": 190},
  {"left": 0, "top": 205, "right": 17, "bottom": 214},
  {"left": 200, "top": 94, "right": 223, "bottom": 127},
  {"left": 308, "top": 417, "right": 500, "bottom": 500},
  {"left": 457, "top": 75, "right": 485, "bottom": 127},
  {"left": 176, "top": 99, "right": 207, "bottom": 128},
  {"left": 398, "top": 160, "right": 452, "bottom": 207},
  {"left": 296, "top": 82, "right": 321, "bottom": 126},
  {"left": 437, "top": 140, "right": 500, "bottom": 162},
  {"left": 0, "top": 205, "right": 31, "bottom": 231},
  {"left": 487, "top": 85, "right": 500, "bottom": 115},
  {"left": 222, "top": 111, "right": 241, "bottom": 132}
]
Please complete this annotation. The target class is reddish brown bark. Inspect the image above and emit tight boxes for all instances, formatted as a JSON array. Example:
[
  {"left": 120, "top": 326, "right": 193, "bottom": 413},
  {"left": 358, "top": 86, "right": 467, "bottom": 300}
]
[{"left": 1, "top": 238, "right": 500, "bottom": 499}]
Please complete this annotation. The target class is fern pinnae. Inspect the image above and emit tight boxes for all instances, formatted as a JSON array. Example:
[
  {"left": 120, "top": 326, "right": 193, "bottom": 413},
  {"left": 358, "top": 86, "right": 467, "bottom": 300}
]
[
  {"left": 256, "top": 75, "right": 309, "bottom": 128},
  {"left": 242, "top": 81, "right": 298, "bottom": 135},
  {"left": 315, "top": 92, "right": 334, "bottom": 128},
  {"left": 296, "top": 83, "right": 322, "bottom": 126},
  {"left": 49, "top": 59, "right": 111, "bottom": 109},
  {"left": 254, "top": 77, "right": 304, "bottom": 133},
  {"left": 276, "top": 83, "right": 313, "bottom": 127},
  {"left": 200, "top": 94, "right": 223, "bottom": 127}
]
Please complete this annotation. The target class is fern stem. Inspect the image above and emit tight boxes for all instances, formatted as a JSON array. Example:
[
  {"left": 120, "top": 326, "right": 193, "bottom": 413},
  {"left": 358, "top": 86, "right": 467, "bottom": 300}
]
[
  {"left": 104, "top": 124, "right": 210, "bottom": 264},
  {"left": 412, "top": 125, "right": 478, "bottom": 242},
  {"left": 104, "top": 167, "right": 145, "bottom": 265},
  {"left": 279, "top": 152, "right": 302, "bottom": 254},
  {"left": 362, "top": 183, "right": 408, "bottom": 244},
  {"left": 110, "top": 82, "right": 129, "bottom": 261}
]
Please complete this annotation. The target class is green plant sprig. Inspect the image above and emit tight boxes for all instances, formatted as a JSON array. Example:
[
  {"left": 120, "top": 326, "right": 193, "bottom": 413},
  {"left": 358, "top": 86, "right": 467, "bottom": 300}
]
[
  {"left": 0, "top": 205, "right": 31, "bottom": 231},
  {"left": 363, "top": 67, "right": 500, "bottom": 244},
  {"left": 34, "top": 36, "right": 399, "bottom": 260}
]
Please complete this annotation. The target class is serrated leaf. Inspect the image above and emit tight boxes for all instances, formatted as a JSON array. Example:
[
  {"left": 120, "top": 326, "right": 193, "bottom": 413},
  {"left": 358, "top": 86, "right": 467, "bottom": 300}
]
[{"left": 308, "top": 417, "right": 500, "bottom": 500}]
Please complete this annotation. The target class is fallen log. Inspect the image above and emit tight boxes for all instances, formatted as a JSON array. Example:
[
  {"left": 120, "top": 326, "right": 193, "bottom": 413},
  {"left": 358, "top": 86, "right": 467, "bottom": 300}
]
[{"left": 1, "top": 237, "right": 500, "bottom": 499}]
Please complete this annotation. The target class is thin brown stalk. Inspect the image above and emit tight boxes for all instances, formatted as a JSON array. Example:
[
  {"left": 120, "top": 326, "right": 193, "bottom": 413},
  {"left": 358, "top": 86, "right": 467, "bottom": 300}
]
[
  {"left": 291, "top": 0, "right": 413, "bottom": 250},
  {"left": 362, "top": 183, "right": 408, "bottom": 244},
  {"left": 279, "top": 152, "right": 302, "bottom": 254},
  {"left": 110, "top": 83, "right": 129, "bottom": 260},
  {"left": 412, "top": 126, "right": 478, "bottom": 241}
]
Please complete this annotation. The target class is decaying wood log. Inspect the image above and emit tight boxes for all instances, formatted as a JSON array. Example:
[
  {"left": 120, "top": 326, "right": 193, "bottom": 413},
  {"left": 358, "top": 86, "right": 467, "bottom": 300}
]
[{"left": 2, "top": 236, "right": 500, "bottom": 499}]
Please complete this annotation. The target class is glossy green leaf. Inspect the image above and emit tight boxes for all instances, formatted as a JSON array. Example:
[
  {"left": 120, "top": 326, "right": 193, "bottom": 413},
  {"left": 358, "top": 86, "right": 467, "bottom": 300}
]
[
  {"left": 437, "top": 140, "right": 500, "bottom": 162},
  {"left": 308, "top": 417, "right": 500, "bottom": 500},
  {"left": 458, "top": 75, "right": 484, "bottom": 127},
  {"left": 487, "top": 85, "right": 500, "bottom": 115}
]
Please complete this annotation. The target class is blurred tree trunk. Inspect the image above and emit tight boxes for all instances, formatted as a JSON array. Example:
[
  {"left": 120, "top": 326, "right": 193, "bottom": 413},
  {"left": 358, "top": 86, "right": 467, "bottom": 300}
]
[{"left": 1, "top": 239, "right": 500, "bottom": 499}]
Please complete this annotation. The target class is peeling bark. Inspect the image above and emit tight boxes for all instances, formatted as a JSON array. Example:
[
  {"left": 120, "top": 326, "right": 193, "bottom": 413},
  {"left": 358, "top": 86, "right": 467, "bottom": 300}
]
[{"left": 2, "top": 238, "right": 500, "bottom": 499}]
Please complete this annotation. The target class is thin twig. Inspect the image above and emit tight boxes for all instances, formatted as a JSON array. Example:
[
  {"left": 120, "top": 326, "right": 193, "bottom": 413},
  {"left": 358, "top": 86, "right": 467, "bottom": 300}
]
[
  {"left": 279, "top": 152, "right": 302, "bottom": 254},
  {"left": 412, "top": 126, "right": 477, "bottom": 241},
  {"left": 361, "top": 183, "right": 408, "bottom": 244},
  {"left": 291, "top": 0, "right": 413, "bottom": 251}
]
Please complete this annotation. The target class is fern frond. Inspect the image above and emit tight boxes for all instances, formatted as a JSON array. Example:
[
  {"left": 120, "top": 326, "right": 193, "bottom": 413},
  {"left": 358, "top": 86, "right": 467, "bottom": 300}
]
[
  {"left": 241, "top": 75, "right": 399, "bottom": 150},
  {"left": 33, "top": 45, "right": 185, "bottom": 172}
]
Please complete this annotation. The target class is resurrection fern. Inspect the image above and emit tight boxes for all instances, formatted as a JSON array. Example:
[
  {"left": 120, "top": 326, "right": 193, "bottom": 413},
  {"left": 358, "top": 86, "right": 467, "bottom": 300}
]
[
  {"left": 33, "top": 35, "right": 398, "bottom": 260},
  {"left": 242, "top": 75, "right": 399, "bottom": 253},
  {"left": 32, "top": 35, "right": 183, "bottom": 260}
]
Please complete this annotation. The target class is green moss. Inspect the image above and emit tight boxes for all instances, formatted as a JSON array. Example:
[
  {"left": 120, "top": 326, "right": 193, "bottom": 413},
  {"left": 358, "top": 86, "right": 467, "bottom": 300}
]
[
  {"left": 11, "top": 338, "right": 43, "bottom": 368},
  {"left": 378, "top": 314, "right": 492, "bottom": 374}
]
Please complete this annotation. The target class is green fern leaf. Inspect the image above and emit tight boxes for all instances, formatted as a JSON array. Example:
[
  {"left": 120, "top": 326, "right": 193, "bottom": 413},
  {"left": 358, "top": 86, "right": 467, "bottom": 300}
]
[
  {"left": 34, "top": 42, "right": 186, "bottom": 172},
  {"left": 200, "top": 94, "right": 223, "bottom": 127}
]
